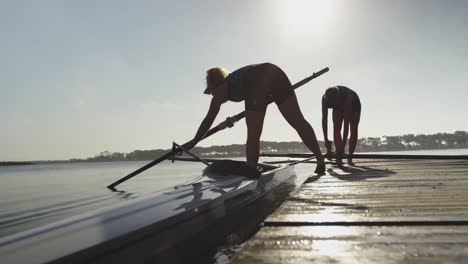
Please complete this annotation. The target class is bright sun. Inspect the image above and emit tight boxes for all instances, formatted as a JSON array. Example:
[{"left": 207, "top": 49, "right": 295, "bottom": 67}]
[{"left": 283, "top": 0, "right": 334, "bottom": 34}]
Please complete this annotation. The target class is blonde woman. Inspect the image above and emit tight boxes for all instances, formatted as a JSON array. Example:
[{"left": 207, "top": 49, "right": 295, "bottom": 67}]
[
  {"left": 321, "top": 86, "right": 361, "bottom": 166},
  {"left": 187, "top": 63, "right": 325, "bottom": 175}
]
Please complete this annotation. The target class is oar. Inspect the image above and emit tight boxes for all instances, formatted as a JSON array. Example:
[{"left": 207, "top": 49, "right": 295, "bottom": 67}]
[
  {"left": 292, "top": 67, "right": 329, "bottom": 89},
  {"left": 107, "top": 67, "right": 329, "bottom": 190}
]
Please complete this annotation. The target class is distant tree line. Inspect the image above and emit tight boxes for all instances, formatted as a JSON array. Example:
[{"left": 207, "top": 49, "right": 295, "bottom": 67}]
[
  {"left": 0, "top": 161, "right": 36, "bottom": 166},
  {"left": 357, "top": 131, "right": 468, "bottom": 152},
  {"left": 72, "top": 131, "right": 468, "bottom": 162}
]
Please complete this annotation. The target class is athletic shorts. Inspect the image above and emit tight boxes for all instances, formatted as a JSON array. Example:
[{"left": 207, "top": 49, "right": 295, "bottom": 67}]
[
  {"left": 352, "top": 93, "right": 361, "bottom": 113},
  {"left": 243, "top": 64, "right": 294, "bottom": 112}
]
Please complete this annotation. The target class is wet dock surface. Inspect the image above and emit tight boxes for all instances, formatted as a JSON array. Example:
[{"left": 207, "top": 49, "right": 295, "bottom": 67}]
[{"left": 232, "top": 159, "right": 468, "bottom": 263}]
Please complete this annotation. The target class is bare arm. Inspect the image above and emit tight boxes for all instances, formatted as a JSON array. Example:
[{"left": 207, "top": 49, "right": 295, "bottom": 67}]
[
  {"left": 321, "top": 96, "right": 332, "bottom": 153},
  {"left": 333, "top": 108, "right": 343, "bottom": 156},
  {"left": 322, "top": 96, "right": 328, "bottom": 141},
  {"left": 187, "top": 97, "right": 222, "bottom": 148},
  {"left": 341, "top": 95, "right": 353, "bottom": 153}
]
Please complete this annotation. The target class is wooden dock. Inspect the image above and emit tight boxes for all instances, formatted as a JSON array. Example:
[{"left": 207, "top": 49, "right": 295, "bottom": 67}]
[{"left": 232, "top": 159, "right": 468, "bottom": 263}]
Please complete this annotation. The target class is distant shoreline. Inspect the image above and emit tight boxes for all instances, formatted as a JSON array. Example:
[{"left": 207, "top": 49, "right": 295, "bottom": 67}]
[
  {"left": 0, "top": 161, "right": 37, "bottom": 166},
  {"left": 2, "top": 146, "right": 468, "bottom": 166},
  {"left": 0, "top": 160, "right": 72, "bottom": 166}
]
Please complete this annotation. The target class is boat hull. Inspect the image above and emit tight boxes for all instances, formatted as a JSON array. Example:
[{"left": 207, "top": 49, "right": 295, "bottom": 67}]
[{"left": 0, "top": 160, "right": 296, "bottom": 264}]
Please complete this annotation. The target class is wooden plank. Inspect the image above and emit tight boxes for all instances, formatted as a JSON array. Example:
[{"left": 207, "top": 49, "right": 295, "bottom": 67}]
[
  {"left": 267, "top": 160, "right": 468, "bottom": 223},
  {"left": 233, "top": 159, "right": 468, "bottom": 263},
  {"left": 232, "top": 226, "right": 468, "bottom": 263}
]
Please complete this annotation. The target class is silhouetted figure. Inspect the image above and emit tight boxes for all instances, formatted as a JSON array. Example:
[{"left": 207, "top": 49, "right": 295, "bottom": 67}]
[
  {"left": 322, "top": 86, "right": 361, "bottom": 166},
  {"left": 186, "top": 63, "right": 325, "bottom": 174}
]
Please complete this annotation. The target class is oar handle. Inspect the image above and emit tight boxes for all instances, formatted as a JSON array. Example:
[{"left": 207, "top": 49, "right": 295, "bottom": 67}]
[{"left": 292, "top": 67, "right": 329, "bottom": 89}]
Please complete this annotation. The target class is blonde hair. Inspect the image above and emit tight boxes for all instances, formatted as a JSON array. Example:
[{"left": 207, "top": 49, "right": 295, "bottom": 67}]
[{"left": 205, "top": 67, "right": 229, "bottom": 94}]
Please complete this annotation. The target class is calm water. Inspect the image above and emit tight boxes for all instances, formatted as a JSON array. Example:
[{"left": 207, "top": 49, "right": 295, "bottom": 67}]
[
  {"left": 1, "top": 148, "right": 467, "bottom": 240},
  {"left": 0, "top": 160, "right": 207, "bottom": 237}
]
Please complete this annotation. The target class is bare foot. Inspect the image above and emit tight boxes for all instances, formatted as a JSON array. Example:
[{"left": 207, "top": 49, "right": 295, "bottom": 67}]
[
  {"left": 336, "top": 159, "right": 343, "bottom": 167},
  {"left": 314, "top": 160, "right": 326, "bottom": 175}
]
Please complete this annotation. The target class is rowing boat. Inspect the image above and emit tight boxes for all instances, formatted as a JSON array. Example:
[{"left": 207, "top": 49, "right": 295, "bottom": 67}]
[{"left": 0, "top": 159, "right": 297, "bottom": 264}]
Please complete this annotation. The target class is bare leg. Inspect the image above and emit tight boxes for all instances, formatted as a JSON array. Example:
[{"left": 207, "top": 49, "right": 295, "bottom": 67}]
[
  {"left": 277, "top": 94, "right": 325, "bottom": 174},
  {"left": 245, "top": 110, "right": 266, "bottom": 169},
  {"left": 332, "top": 109, "right": 344, "bottom": 166},
  {"left": 348, "top": 112, "right": 361, "bottom": 165}
]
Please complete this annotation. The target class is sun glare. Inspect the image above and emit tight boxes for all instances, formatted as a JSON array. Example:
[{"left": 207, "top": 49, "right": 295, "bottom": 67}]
[{"left": 282, "top": 0, "right": 334, "bottom": 35}]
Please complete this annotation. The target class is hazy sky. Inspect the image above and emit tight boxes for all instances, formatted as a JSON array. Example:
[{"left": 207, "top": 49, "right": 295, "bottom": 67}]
[{"left": 2, "top": 0, "right": 467, "bottom": 161}]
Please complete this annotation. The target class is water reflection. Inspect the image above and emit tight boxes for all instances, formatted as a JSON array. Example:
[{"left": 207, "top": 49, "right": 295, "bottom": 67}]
[
  {"left": 174, "top": 182, "right": 212, "bottom": 211},
  {"left": 0, "top": 161, "right": 206, "bottom": 238},
  {"left": 111, "top": 190, "right": 137, "bottom": 201},
  {"left": 0, "top": 192, "right": 131, "bottom": 238}
]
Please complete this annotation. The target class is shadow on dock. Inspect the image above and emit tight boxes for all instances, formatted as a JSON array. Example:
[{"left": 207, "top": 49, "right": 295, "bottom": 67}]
[{"left": 327, "top": 164, "right": 396, "bottom": 181}]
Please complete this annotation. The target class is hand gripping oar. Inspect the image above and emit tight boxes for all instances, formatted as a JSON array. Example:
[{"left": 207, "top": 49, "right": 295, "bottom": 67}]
[{"left": 107, "top": 67, "right": 329, "bottom": 190}]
